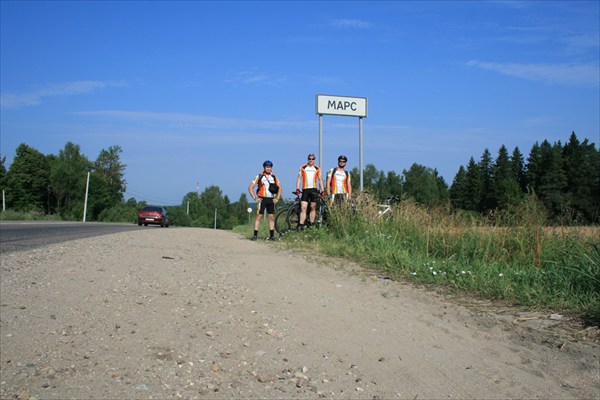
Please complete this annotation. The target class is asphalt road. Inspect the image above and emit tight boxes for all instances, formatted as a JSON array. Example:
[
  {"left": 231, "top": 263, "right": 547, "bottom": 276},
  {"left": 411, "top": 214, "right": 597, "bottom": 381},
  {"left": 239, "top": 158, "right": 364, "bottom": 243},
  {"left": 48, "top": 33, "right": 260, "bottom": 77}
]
[{"left": 0, "top": 221, "right": 145, "bottom": 253}]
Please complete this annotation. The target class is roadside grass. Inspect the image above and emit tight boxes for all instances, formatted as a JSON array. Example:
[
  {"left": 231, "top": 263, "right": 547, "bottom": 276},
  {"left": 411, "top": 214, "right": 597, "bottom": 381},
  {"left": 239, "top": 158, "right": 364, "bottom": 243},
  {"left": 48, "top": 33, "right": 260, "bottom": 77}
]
[
  {"left": 232, "top": 207, "right": 286, "bottom": 240},
  {"left": 267, "top": 196, "right": 600, "bottom": 326},
  {"left": 0, "top": 210, "right": 62, "bottom": 221}
]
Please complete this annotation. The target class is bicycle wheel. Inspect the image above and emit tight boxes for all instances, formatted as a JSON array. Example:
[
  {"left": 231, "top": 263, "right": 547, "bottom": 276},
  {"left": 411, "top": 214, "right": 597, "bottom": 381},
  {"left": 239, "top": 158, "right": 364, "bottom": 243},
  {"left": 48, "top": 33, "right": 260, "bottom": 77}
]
[
  {"left": 314, "top": 199, "right": 329, "bottom": 228},
  {"left": 275, "top": 208, "right": 291, "bottom": 236},
  {"left": 286, "top": 203, "right": 300, "bottom": 231}
]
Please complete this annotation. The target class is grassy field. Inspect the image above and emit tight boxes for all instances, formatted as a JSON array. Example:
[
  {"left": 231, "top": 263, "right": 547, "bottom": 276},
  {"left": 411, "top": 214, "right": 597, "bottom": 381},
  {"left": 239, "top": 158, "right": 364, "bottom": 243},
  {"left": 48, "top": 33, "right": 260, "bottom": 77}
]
[{"left": 237, "top": 195, "right": 600, "bottom": 326}]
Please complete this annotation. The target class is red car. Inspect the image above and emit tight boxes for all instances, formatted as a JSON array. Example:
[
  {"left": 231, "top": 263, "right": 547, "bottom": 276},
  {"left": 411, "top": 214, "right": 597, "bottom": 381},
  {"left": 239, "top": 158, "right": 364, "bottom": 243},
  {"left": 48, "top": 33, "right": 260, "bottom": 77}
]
[{"left": 137, "top": 206, "right": 170, "bottom": 227}]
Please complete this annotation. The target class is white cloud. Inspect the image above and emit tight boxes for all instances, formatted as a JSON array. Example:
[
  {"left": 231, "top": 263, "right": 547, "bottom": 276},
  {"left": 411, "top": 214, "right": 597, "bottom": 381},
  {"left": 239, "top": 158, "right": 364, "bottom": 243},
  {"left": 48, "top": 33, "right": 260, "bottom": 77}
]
[
  {"left": 560, "top": 34, "right": 600, "bottom": 56},
  {"left": 331, "top": 19, "right": 371, "bottom": 29},
  {"left": 0, "top": 80, "right": 126, "bottom": 108},
  {"left": 466, "top": 60, "right": 600, "bottom": 87},
  {"left": 224, "top": 70, "right": 287, "bottom": 87},
  {"left": 71, "top": 110, "right": 314, "bottom": 131}
]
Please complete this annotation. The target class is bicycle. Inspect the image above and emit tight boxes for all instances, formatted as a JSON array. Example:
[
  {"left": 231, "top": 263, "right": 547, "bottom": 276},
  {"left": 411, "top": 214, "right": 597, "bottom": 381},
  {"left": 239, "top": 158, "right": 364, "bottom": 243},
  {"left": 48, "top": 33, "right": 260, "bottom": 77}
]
[
  {"left": 275, "top": 192, "right": 329, "bottom": 236},
  {"left": 378, "top": 195, "right": 401, "bottom": 218}
]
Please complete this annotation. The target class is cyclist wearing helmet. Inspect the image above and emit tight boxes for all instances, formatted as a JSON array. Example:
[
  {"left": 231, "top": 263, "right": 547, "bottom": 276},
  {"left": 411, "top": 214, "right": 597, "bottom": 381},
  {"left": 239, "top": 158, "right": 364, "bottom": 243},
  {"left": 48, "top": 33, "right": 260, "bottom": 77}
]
[
  {"left": 248, "top": 160, "right": 282, "bottom": 241},
  {"left": 295, "top": 153, "right": 325, "bottom": 230},
  {"left": 326, "top": 155, "right": 352, "bottom": 205}
]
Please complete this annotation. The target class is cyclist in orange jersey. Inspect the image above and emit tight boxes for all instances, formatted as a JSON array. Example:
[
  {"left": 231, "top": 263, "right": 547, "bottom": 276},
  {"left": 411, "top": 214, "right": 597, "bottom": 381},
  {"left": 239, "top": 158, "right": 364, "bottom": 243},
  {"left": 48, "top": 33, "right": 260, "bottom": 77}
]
[
  {"left": 326, "top": 155, "right": 352, "bottom": 205},
  {"left": 248, "top": 160, "right": 282, "bottom": 241},
  {"left": 295, "top": 153, "right": 325, "bottom": 230}
]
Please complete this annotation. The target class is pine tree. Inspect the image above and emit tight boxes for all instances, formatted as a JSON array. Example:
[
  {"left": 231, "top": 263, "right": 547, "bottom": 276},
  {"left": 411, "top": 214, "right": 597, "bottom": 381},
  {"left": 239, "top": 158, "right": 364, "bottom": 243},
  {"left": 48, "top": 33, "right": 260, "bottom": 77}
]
[
  {"left": 510, "top": 146, "right": 526, "bottom": 193},
  {"left": 493, "top": 145, "right": 521, "bottom": 210},
  {"left": 463, "top": 157, "right": 483, "bottom": 211},
  {"left": 537, "top": 141, "right": 568, "bottom": 219},
  {"left": 434, "top": 169, "right": 449, "bottom": 204},
  {"left": 525, "top": 142, "right": 543, "bottom": 194},
  {"left": 562, "top": 132, "right": 600, "bottom": 223},
  {"left": 479, "top": 149, "right": 494, "bottom": 212},
  {"left": 449, "top": 165, "right": 467, "bottom": 209}
]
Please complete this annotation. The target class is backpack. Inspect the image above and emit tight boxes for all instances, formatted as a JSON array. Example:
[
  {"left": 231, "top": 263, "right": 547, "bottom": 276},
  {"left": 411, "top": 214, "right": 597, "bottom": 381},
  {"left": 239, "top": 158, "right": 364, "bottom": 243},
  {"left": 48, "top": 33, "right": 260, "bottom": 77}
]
[
  {"left": 329, "top": 167, "right": 349, "bottom": 177},
  {"left": 258, "top": 173, "right": 279, "bottom": 195},
  {"left": 328, "top": 167, "right": 348, "bottom": 190}
]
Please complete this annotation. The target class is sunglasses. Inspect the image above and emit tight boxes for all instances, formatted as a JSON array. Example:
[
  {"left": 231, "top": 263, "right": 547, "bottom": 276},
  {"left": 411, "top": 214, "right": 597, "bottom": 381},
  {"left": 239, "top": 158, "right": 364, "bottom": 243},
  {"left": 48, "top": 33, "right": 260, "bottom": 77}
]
[
  {"left": 308, "top": 158, "right": 315, "bottom": 160},
  {"left": 339, "top": 160, "right": 346, "bottom": 163}
]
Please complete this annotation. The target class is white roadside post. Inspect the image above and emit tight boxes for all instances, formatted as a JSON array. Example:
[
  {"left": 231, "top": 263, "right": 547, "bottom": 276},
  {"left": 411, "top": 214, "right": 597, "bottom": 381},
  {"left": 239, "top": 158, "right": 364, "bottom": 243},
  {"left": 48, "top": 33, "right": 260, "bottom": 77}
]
[
  {"left": 83, "top": 171, "right": 90, "bottom": 222},
  {"left": 316, "top": 94, "right": 368, "bottom": 191}
]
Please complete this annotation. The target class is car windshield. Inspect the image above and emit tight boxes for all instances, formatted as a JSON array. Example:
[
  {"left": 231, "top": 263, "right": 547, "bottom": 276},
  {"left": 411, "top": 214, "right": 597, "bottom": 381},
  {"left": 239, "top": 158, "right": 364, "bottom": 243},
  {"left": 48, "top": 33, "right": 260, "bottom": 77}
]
[{"left": 142, "top": 206, "right": 163, "bottom": 212}]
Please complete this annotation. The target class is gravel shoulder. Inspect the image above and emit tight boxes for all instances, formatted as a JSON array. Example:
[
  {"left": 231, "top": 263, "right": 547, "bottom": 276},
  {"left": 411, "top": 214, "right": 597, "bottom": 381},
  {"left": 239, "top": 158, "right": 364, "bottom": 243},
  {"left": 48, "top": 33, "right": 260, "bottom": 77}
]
[{"left": 1, "top": 227, "right": 598, "bottom": 399}]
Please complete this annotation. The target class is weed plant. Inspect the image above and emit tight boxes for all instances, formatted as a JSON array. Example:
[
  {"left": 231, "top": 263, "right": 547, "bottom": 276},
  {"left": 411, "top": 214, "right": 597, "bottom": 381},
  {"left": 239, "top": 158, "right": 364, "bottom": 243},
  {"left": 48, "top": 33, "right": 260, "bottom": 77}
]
[{"left": 280, "top": 194, "right": 600, "bottom": 325}]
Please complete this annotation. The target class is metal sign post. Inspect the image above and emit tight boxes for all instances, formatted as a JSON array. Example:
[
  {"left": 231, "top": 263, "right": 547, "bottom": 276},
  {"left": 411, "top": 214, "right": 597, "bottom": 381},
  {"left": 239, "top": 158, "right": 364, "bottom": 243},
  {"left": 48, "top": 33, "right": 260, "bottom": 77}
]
[
  {"left": 319, "top": 114, "right": 324, "bottom": 171},
  {"left": 316, "top": 94, "right": 368, "bottom": 191}
]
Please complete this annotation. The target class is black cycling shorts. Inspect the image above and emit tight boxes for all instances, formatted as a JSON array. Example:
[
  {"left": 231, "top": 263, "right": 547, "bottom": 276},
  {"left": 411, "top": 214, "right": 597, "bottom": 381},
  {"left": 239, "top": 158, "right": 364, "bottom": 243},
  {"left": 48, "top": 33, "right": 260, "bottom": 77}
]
[
  {"left": 301, "top": 188, "right": 320, "bottom": 203},
  {"left": 258, "top": 197, "right": 275, "bottom": 215}
]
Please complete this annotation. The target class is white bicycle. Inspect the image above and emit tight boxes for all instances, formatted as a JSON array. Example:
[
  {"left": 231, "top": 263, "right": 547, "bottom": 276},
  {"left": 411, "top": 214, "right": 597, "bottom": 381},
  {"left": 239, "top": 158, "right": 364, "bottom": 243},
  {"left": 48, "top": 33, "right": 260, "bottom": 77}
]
[{"left": 378, "top": 195, "right": 401, "bottom": 218}]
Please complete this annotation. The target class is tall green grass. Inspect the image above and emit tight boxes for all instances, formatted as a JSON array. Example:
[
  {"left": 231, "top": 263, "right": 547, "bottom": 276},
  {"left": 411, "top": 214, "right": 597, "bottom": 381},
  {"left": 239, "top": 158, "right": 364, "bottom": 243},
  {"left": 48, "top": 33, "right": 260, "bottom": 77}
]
[
  {"left": 277, "top": 194, "right": 600, "bottom": 325},
  {"left": 0, "top": 210, "right": 62, "bottom": 221}
]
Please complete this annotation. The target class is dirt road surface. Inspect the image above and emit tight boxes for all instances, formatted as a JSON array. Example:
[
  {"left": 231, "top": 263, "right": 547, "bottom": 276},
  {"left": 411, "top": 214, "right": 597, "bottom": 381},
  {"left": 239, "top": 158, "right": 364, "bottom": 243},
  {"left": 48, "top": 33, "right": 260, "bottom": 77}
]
[{"left": 1, "top": 228, "right": 598, "bottom": 399}]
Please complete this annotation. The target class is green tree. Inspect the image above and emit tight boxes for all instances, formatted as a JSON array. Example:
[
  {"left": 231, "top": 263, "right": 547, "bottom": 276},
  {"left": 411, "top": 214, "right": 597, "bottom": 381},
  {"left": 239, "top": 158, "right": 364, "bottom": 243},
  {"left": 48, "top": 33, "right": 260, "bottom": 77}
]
[
  {"left": 182, "top": 191, "right": 204, "bottom": 226},
  {"left": 510, "top": 146, "right": 526, "bottom": 193},
  {"left": 351, "top": 164, "right": 381, "bottom": 196},
  {"left": 493, "top": 145, "right": 521, "bottom": 210},
  {"left": 536, "top": 140, "right": 568, "bottom": 220},
  {"left": 384, "top": 170, "right": 404, "bottom": 200},
  {"left": 479, "top": 149, "right": 494, "bottom": 212},
  {"left": 449, "top": 165, "right": 468, "bottom": 209},
  {"left": 49, "top": 142, "right": 91, "bottom": 217},
  {"left": 403, "top": 163, "right": 444, "bottom": 207},
  {"left": 232, "top": 193, "right": 251, "bottom": 224},
  {"left": 0, "top": 155, "right": 6, "bottom": 188},
  {"left": 562, "top": 132, "right": 600, "bottom": 223},
  {"left": 182, "top": 186, "right": 235, "bottom": 229},
  {"left": 88, "top": 146, "right": 127, "bottom": 220},
  {"left": 201, "top": 186, "right": 232, "bottom": 229},
  {"left": 4, "top": 144, "right": 50, "bottom": 212},
  {"left": 463, "top": 157, "right": 483, "bottom": 211},
  {"left": 94, "top": 145, "right": 126, "bottom": 202},
  {"left": 525, "top": 142, "right": 543, "bottom": 193},
  {"left": 435, "top": 169, "right": 449, "bottom": 204}
]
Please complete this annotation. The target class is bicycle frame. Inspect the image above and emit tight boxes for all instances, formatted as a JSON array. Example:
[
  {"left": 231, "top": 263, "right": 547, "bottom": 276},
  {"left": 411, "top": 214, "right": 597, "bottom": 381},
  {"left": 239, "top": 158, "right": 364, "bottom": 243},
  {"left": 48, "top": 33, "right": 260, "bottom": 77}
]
[
  {"left": 275, "top": 192, "right": 329, "bottom": 235},
  {"left": 377, "top": 195, "right": 401, "bottom": 218}
]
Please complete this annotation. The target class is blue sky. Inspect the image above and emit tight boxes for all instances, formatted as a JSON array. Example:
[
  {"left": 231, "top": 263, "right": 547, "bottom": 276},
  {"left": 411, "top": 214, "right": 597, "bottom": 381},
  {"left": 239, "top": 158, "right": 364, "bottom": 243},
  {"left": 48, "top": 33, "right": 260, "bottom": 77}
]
[{"left": 1, "top": 1, "right": 598, "bottom": 205}]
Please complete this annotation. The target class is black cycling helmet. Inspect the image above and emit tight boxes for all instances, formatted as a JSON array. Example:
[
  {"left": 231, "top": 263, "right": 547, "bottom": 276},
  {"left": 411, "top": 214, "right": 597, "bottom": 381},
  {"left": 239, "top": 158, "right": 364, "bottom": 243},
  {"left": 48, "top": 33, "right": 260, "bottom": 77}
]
[
  {"left": 263, "top": 160, "right": 273, "bottom": 167},
  {"left": 338, "top": 155, "right": 348, "bottom": 162}
]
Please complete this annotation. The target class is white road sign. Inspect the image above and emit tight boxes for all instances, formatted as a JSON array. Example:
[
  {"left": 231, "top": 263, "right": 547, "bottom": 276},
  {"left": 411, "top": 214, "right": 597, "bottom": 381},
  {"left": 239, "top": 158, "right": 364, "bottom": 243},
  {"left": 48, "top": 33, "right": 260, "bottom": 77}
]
[{"left": 316, "top": 94, "right": 367, "bottom": 117}]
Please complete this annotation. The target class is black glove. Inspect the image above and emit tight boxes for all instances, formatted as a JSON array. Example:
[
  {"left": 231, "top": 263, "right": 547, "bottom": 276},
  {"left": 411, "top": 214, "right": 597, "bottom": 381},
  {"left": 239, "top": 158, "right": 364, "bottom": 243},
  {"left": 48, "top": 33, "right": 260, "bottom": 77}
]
[{"left": 295, "top": 189, "right": 301, "bottom": 196}]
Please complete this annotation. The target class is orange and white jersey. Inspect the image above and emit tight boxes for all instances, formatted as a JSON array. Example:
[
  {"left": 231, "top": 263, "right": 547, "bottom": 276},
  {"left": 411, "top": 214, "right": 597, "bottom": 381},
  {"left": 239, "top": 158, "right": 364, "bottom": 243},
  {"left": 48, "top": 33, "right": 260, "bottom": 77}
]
[
  {"left": 328, "top": 167, "right": 351, "bottom": 194},
  {"left": 298, "top": 164, "right": 321, "bottom": 190},
  {"left": 251, "top": 173, "right": 279, "bottom": 198}
]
